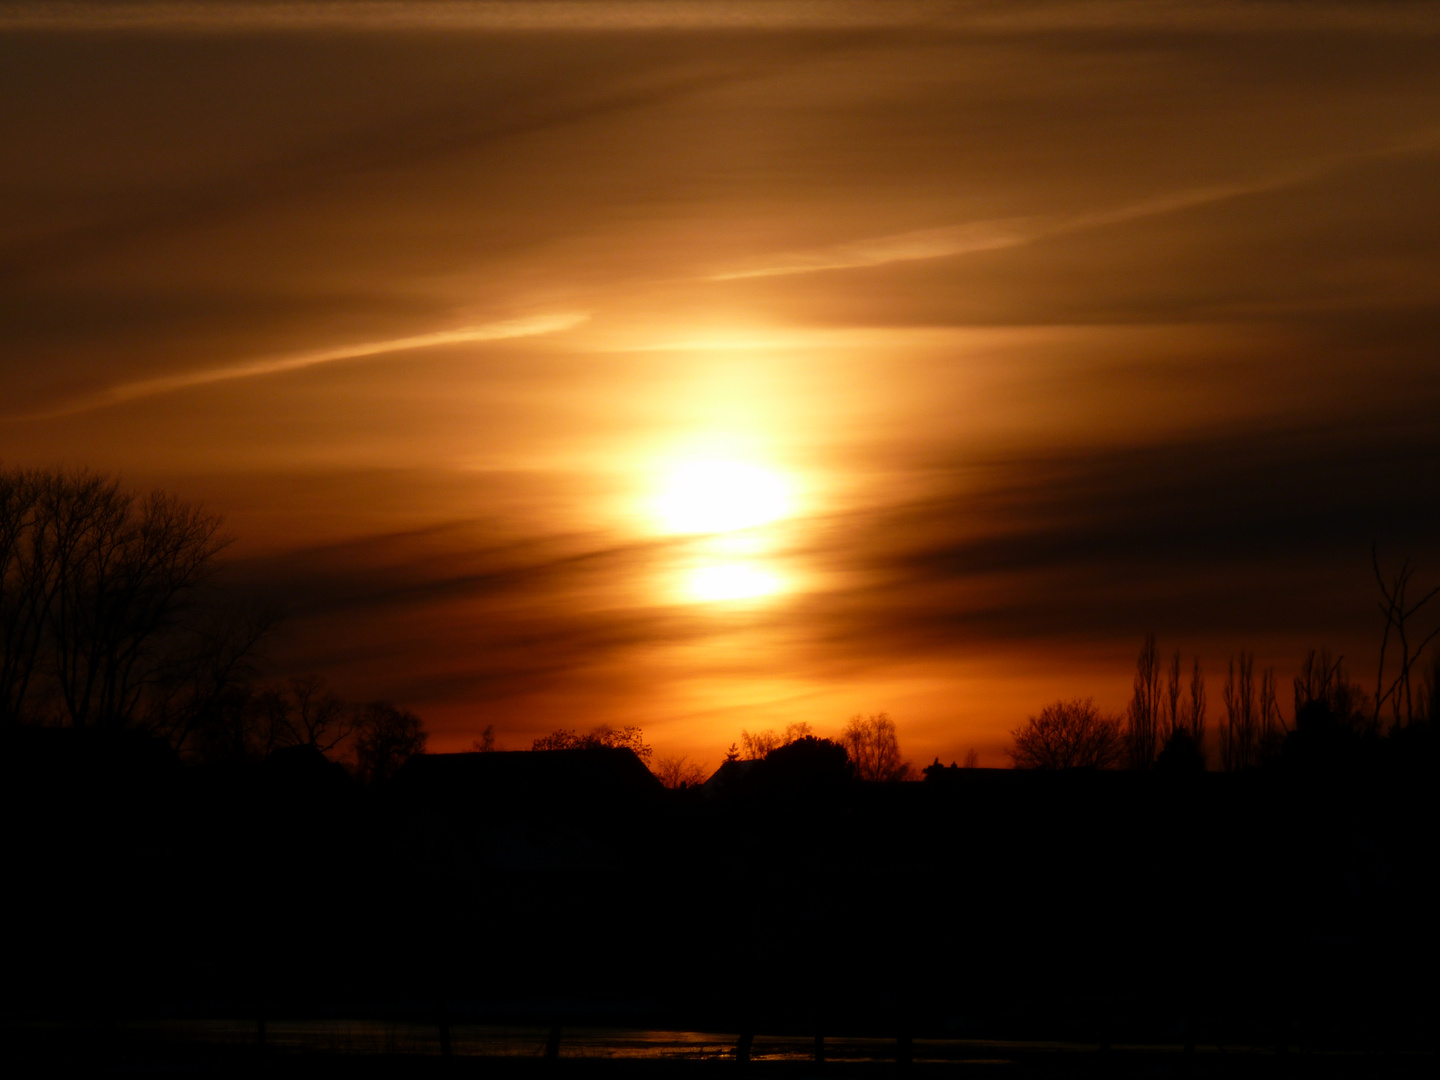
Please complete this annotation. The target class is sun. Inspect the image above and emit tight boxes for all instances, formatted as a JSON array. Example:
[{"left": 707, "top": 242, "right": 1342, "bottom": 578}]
[
  {"left": 652, "top": 459, "right": 793, "bottom": 534},
  {"left": 684, "top": 562, "right": 782, "bottom": 603}
]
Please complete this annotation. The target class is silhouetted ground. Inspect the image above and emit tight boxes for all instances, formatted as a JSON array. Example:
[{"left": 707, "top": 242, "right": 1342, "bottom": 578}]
[
  {"left": 4, "top": 736, "right": 1437, "bottom": 1069},
  {"left": 5, "top": 1022, "right": 1437, "bottom": 1080}
]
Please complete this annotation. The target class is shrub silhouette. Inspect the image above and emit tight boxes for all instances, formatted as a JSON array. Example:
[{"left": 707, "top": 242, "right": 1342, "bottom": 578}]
[
  {"left": 1154, "top": 726, "right": 1206, "bottom": 773},
  {"left": 757, "top": 734, "right": 852, "bottom": 790}
]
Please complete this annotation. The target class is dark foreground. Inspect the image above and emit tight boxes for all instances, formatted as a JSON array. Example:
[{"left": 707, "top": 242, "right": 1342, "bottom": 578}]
[
  {"left": 6, "top": 1019, "right": 1438, "bottom": 1079},
  {"left": 2, "top": 1031, "right": 1440, "bottom": 1080},
  {"left": 5, "top": 734, "right": 1438, "bottom": 1069}
]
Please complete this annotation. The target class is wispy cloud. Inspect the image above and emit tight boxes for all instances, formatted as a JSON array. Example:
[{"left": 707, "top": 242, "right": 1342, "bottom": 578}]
[
  {"left": 4, "top": 1, "right": 1438, "bottom": 35},
  {"left": 706, "top": 220, "right": 1031, "bottom": 282},
  {"left": 704, "top": 133, "right": 1440, "bottom": 284},
  {"left": 0, "top": 1, "right": 937, "bottom": 33},
  {"left": 18, "top": 312, "right": 589, "bottom": 419}
]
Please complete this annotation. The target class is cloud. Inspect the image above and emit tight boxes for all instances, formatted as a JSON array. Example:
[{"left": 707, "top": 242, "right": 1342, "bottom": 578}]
[
  {"left": 4, "top": 1, "right": 1438, "bottom": 35},
  {"left": 704, "top": 131, "right": 1440, "bottom": 284},
  {"left": 783, "top": 415, "right": 1440, "bottom": 666},
  {"left": 701, "top": 182, "right": 1319, "bottom": 284},
  {"left": 0, "top": 1, "right": 942, "bottom": 33},
  {"left": 18, "top": 312, "right": 588, "bottom": 419},
  {"left": 706, "top": 220, "right": 1032, "bottom": 281},
  {"left": 218, "top": 407, "right": 1440, "bottom": 721}
]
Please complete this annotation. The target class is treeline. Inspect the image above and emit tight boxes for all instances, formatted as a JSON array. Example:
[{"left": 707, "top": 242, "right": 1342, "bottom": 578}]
[
  {"left": 1010, "top": 557, "right": 1440, "bottom": 773},
  {"left": 0, "top": 466, "right": 425, "bottom": 780},
  {"left": 515, "top": 712, "right": 913, "bottom": 790}
]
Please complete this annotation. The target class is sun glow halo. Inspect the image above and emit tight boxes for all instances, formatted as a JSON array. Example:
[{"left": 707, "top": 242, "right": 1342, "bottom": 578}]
[
  {"left": 653, "top": 459, "right": 792, "bottom": 535},
  {"left": 685, "top": 562, "right": 782, "bottom": 603}
]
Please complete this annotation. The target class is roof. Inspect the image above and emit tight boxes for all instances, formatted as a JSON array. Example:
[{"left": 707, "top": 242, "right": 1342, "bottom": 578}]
[{"left": 388, "top": 746, "right": 664, "bottom": 818}]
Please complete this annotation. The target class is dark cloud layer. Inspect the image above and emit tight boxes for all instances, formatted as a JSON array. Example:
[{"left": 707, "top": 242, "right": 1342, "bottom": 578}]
[{"left": 222, "top": 408, "right": 1438, "bottom": 740}]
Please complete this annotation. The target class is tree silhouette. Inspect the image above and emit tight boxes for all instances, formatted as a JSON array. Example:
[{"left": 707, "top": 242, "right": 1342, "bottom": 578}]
[
  {"left": 759, "top": 734, "right": 852, "bottom": 788},
  {"left": 0, "top": 469, "right": 52, "bottom": 726},
  {"left": 269, "top": 675, "right": 354, "bottom": 753},
  {"left": 1221, "top": 651, "right": 1257, "bottom": 771},
  {"left": 1163, "top": 648, "right": 1182, "bottom": 742},
  {"left": 1009, "top": 698, "right": 1124, "bottom": 770},
  {"left": 1183, "top": 654, "right": 1208, "bottom": 756},
  {"left": 1372, "top": 548, "right": 1440, "bottom": 729},
  {"left": 739, "top": 721, "right": 811, "bottom": 760},
  {"left": 1419, "top": 652, "right": 1440, "bottom": 725},
  {"left": 532, "top": 723, "right": 652, "bottom": 762},
  {"left": 1, "top": 466, "right": 235, "bottom": 733},
  {"left": 1155, "top": 727, "right": 1205, "bottom": 772},
  {"left": 654, "top": 755, "right": 708, "bottom": 788},
  {"left": 353, "top": 701, "right": 427, "bottom": 784},
  {"left": 1126, "top": 633, "right": 1161, "bottom": 769},
  {"left": 147, "top": 599, "right": 281, "bottom": 756},
  {"left": 841, "top": 712, "right": 909, "bottom": 780}
]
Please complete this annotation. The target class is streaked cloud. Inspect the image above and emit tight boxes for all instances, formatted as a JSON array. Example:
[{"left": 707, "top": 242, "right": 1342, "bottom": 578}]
[
  {"left": 5, "top": 1, "right": 1439, "bottom": 35},
  {"left": 18, "top": 313, "right": 589, "bottom": 419},
  {"left": 706, "top": 220, "right": 1031, "bottom": 282},
  {"left": 705, "top": 130, "right": 1440, "bottom": 284}
]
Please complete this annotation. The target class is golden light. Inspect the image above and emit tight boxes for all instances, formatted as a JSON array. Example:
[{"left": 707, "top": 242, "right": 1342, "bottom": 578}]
[
  {"left": 653, "top": 459, "right": 793, "bottom": 535},
  {"left": 684, "top": 561, "right": 783, "bottom": 603}
]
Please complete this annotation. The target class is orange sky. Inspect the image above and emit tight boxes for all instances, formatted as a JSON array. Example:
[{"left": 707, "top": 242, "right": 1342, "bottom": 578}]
[{"left": 3, "top": 1, "right": 1439, "bottom": 768}]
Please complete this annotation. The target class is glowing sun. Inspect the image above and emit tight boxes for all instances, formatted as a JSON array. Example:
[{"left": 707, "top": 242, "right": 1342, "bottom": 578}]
[
  {"left": 653, "top": 459, "right": 793, "bottom": 534},
  {"left": 685, "top": 562, "right": 782, "bottom": 602}
]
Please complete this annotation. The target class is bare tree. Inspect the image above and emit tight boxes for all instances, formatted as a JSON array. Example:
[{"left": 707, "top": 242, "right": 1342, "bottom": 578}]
[
  {"left": 841, "top": 712, "right": 909, "bottom": 781},
  {"left": 739, "top": 721, "right": 812, "bottom": 760},
  {"left": 273, "top": 675, "right": 354, "bottom": 753},
  {"left": 1259, "top": 665, "right": 1286, "bottom": 761},
  {"left": 1126, "top": 633, "right": 1162, "bottom": 769},
  {"left": 533, "top": 723, "right": 653, "bottom": 762},
  {"left": 0, "top": 468, "right": 233, "bottom": 733},
  {"left": 1221, "top": 652, "right": 1259, "bottom": 771},
  {"left": 740, "top": 728, "right": 783, "bottom": 760},
  {"left": 654, "top": 755, "right": 708, "bottom": 788},
  {"left": 472, "top": 724, "right": 496, "bottom": 751},
  {"left": 0, "top": 469, "right": 54, "bottom": 725},
  {"left": 44, "top": 478, "right": 229, "bottom": 730},
  {"left": 1163, "top": 649, "right": 1182, "bottom": 743},
  {"left": 1372, "top": 548, "right": 1440, "bottom": 729},
  {"left": 1183, "top": 655, "right": 1208, "bottom": 753},
  {"left": 148, "top": 600, "right": 282, "bottom": 755},
  {"left": 1009, "top": 698, "right": 1124, "bottom": 770},
  {"left": 1418, "top": 652, "right": 1440, "bottom": 726},
  {"left": 1293, "top": 648, "right": 1372, "bottom": 734},
  {"left": 962, "top": 747, "right": 980, "bottom": 769},
  {"left": 353, "top": 701, "right": 427, "bottom": 784}
]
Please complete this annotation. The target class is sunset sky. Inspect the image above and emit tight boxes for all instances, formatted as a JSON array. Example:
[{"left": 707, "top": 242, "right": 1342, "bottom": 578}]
[{"left": 3, "top": 0, "right": 1439, "bottom": 767}]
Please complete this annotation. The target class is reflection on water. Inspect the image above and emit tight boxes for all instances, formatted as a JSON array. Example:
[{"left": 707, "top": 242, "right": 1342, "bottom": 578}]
[{"left": 116, "top": 1021, "right": 1031, "bottom": 1063}]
